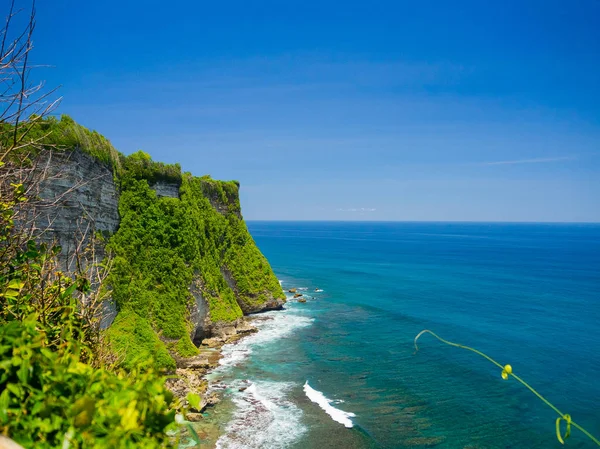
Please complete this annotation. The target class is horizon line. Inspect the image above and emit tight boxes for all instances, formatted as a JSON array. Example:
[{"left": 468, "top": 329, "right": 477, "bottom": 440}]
[{"left": 245, "top": 219, "right": 600, "bottom": 225}]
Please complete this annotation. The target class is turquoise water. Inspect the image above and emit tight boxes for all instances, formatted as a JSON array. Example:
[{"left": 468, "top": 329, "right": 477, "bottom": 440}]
[{"left": 210, "top": 222, "right": 600, "bottom": 449}]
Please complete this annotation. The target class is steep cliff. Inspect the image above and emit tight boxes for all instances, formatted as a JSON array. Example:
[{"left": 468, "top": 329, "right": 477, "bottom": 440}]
[{"left": 27, "top": 116, "right": 285, "bottom": 370}]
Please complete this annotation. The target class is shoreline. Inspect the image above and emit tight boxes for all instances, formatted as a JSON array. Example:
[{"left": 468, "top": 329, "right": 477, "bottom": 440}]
[
  {"left": 166, "top": 313, "right": 280, "bottom": 448},
  {"left": 170, "top": 287, "right": 313, "bottom": 448}
]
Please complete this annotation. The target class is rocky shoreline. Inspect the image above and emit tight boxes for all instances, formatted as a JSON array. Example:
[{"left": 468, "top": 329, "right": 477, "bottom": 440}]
[
  {"left": 165, "top": 317, "right": 260, "bottom": 422},
  {"left": 166, "top": 289, "right": 309, "bottom": 445}
]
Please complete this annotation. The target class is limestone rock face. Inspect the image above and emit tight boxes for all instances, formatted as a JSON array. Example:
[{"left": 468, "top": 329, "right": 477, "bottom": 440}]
[
  {"left": 151, "top": 180, "right": 180, "bottom": 198},
  {"left": 189, "top": 274, "right": 211, "bottom": 344},
  {"left": 34, "top": 149, "right": 119, "bottom": 266},
  {"left": 29, "top": 149, "right": 120, "bottom": 328}
]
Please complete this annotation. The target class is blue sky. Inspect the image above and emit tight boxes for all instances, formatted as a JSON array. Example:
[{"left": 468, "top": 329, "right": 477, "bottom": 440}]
[{"left": 28, "top": 0, "right": 600, "bottom": 221}]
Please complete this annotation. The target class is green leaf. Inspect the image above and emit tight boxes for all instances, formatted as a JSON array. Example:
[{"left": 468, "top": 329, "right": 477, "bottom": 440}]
[
  {"left": 61, "top": 282, "right": 78, "bottom": 298},
  {"left": 17, "top": 362, "right": 30, "bottom": 384},
  {"left": 186, "top": 393, "right": 201, "bottom": 410},
  {"left": 7, "top": 279, "right": 24, "bottom": 290},
  {"left": 6, "top": 383, "right": 22, "bottom": 397},
  {"left": 0, "top": 389, "right": 9, "bottom": 422}
]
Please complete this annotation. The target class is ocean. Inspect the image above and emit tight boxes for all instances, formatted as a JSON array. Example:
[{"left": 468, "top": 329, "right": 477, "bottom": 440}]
[{"left": 203, "top": 221, "right": 600, "bottom": 449}]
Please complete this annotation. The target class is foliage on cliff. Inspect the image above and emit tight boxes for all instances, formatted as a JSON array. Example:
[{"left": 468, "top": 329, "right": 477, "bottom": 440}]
[
  {"left": 106, "top": 153, "right": 284, "bottom": 370},
  {"left": 121, "top": 150, "right": 181, "bottom": 185},
  {"left": 3, "top": 116, "right": 184, "bottom": 186}
]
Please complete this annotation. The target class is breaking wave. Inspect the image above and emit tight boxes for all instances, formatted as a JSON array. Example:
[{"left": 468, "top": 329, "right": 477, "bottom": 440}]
[{"left": 303, "top": 381, "right": 355, "bottom": 428}]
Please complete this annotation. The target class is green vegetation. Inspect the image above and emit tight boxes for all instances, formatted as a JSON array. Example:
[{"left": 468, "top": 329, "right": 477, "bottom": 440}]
[
  {"left": 106, "top": 311, "right": 177, "bottom": 371},
  {"left": 0, "top": 319, "right": 176, "bottom": 449},
  {"left": 414, "top": 330, "right": 600, "bottom": 447},
  {"left": 121, "top": 150, "right": 181, "bottom": 185},
  {"left": 2, "top": 116, "right": 185, "bottom": 186},
  {"left": 106, "top": 154, "right": 284, "bottom": 370}
]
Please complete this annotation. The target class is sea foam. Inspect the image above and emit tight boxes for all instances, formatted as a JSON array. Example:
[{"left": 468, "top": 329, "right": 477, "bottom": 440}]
[
  {"left": 210, "top": 302, "right": 314, "bottom": 447},
  {"left": 212, "top": 309, "right": 313, "bottom": 373},
  {"left": 303, "top": 382, "right": 355, "bottom": 428},
  {"left": 215, "top": 381, "right": 306, "bottom": 449}
]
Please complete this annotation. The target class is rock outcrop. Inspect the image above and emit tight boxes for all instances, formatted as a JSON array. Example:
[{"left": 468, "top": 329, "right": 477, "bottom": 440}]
[
  {"left": 28, "top": 149, "right": 120, "bottom": 327},
  {"left": 34, "top": 149, "right": 119, "bottom": 269},
  {"left": 151, "top": 180, "right": 180, "bottom": 198}
]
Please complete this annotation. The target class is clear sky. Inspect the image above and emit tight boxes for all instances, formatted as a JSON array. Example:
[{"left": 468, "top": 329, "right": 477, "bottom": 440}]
[{"left": 28, "top": 0, "right": 600, "bottom": 221}]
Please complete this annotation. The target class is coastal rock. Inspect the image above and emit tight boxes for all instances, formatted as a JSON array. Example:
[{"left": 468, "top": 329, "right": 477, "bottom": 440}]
[
  {"left": 201, "top": 338, "right": 223, "bottom": 348},
  {"left": 235, "top": 319, "right": 258, "bottom": 335},
  {"left": 203, "top": 392, "right": 221, "bottom": 408},
  {"left": 29, "top": 149, "right": 120, "bottom": 329},
  {"left": 177, "top": 356, "right": 211, "bottom": 370},
  {"left": 298, "top": 298, "right": 307, "bottom": 303},
  {"left": 293, "top": 293, "right": 303, "bottom": 298},
  {"left": 208, "top": 317, "right": 257, "bottom": 341},
  {"left": 259, "top": 297, "right": 286, "bottom": 312},
  {"left": 200, "top": 318, "right": 258, "bottom": 348},
  {"left": 164, "top": 368, "right": 208, "bottom": 403},
  {"left": 188, "top": 275, "right": 211, "bottom": 344},
  {"left": 33, "top": 149, "right": 120, "bottom": 267},
  {"left": 186, "top": 413, "right": 204, "bottom": 422},
  {"left": 288, "top": 288, "right": 297, "bottom": 293}
]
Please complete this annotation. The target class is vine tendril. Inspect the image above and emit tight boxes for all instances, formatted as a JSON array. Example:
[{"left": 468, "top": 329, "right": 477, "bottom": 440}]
[{"left": 414, "top": 329, "right": 600, "bottom": 446}]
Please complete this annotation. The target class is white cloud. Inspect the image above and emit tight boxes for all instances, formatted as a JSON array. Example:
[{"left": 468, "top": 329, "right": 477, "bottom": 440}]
[
  {"left": 335, "top": 207, "right": 377, "bottom": 212},
  {"left": 480, "top": 156, "right": 575, "bottom": 166}
]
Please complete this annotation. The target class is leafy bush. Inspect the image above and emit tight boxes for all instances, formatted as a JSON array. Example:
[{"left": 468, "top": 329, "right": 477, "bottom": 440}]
[
  {"left": 121, "top": 150, "right": 181, "bottom": 185},
  {"left": 0, "top": 318, "right": 176, "bottom": 449},
  {"left": 105, "top": 311, "right": 177, "bottom": 372}
]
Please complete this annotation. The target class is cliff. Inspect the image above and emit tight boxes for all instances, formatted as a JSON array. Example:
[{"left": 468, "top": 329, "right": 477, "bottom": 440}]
[{"left": 27, "top": 116, "right": 285, "bottom": 370}]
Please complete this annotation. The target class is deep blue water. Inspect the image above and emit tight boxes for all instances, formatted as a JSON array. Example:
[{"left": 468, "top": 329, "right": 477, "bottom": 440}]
[{"left": 210, "top": 222, "right": 600, "bottom": 449}]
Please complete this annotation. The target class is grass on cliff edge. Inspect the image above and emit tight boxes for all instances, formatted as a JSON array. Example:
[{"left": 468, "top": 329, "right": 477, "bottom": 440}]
[{"left": 3, "top": 115, "right": 181, "bottom": 184}]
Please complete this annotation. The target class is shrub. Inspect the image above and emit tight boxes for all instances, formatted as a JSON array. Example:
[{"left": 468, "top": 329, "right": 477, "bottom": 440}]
[{"left": 0, "top": 318, "right": 177, "bottom": 449}]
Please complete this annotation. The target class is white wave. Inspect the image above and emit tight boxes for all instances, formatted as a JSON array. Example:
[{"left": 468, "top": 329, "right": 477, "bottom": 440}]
[
  {"left": 212, "top": 310, "right": 313, "bottom": 374},
  {"left": 303, "top": 382, "right": 355, "bottom": 428},
  {"left": 216, "top": 381, "right": 306, "bottom": 449},
  {"left": 314, "top": 289, "right": 324, "bottom": 292},
  {"left": 297, "top": 287, "right": 308, "bottom": 291}
]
